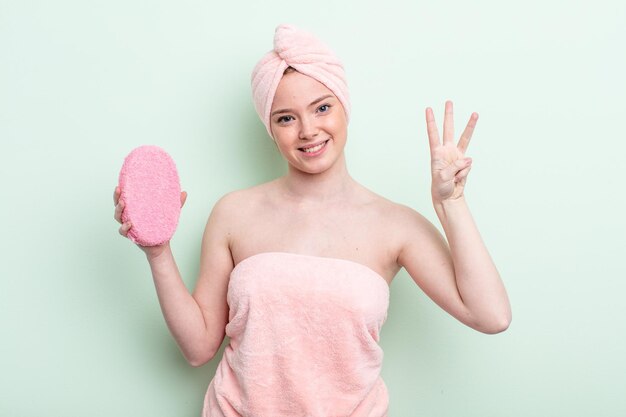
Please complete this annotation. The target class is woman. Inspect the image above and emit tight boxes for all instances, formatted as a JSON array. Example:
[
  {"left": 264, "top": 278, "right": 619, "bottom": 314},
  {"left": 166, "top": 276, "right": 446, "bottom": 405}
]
[{"left": 113, "top": 24, "right": 511, "bottom": 417}]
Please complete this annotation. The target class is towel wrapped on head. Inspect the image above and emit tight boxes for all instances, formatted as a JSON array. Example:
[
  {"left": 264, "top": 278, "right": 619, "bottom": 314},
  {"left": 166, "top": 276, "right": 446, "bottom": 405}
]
[{"left": 251, "top": 24, "right": 351, "bottom": 137}]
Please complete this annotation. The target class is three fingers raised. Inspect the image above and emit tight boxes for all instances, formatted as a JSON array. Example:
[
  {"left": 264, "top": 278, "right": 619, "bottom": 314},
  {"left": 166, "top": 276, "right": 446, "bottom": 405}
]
[{"left": 425, "top": 101, "right": 479, "bottom": 154}]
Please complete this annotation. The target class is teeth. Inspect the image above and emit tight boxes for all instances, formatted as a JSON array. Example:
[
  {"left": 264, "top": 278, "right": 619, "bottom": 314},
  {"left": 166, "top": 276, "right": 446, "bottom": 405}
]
[{"left": 302, "top": 141, "right": 326, "bottom": 153}]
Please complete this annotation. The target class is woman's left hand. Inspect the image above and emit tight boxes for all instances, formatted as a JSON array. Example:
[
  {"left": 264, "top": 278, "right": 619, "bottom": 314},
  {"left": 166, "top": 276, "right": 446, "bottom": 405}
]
[{"left": 426, "top": 100, "right": 478, "bottom": 203}]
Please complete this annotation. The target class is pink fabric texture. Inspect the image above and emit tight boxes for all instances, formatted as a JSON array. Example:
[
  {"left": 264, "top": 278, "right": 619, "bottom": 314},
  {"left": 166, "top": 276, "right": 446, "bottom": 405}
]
[
  {"left": 251, "top": 24, "right": 351, "bottom": 137},
  {"left": 118, "top": 145, "right": 181, "bottom": 246},
  {"left": 203, "top": 252, "right": 390, "bottom": 417}
]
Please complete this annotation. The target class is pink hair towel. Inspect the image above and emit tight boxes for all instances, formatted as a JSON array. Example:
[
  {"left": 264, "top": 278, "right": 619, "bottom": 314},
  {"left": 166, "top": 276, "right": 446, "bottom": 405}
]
[
  {"left": 118, "top": 145, "right": 181, "bottom": 246},
  {"left": 251, "top": 24, "right": 351, "bottom": 137}
]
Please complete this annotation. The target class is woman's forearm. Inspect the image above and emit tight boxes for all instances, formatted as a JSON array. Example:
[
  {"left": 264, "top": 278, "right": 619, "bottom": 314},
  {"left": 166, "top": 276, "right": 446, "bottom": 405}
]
[
  {"left": 145, "top": 245, "right": 215, "bottom": 365},
  {"left": 434, "top": 197, "right": 512, "bottom": 333}
]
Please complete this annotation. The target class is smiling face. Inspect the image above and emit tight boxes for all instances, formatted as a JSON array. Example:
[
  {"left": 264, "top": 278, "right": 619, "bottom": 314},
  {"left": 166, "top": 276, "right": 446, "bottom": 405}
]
[{"left": 269, "top": 70, "right": 348, "bottom": 176}]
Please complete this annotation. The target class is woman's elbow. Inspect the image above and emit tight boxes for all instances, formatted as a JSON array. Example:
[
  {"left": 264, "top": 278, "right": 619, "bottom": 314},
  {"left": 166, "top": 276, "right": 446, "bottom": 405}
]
[
  {"left": 184, "top": 331, "right": 226, "bottom": 367},
  {"left": 478, "top": 312, "right": 512, "bottom": 334},
  {"left": 188, "top": 358, "right": 208, "bottom": 368},
  {"left": 185, "top": 349, "right": 218, "bottom": 368}
]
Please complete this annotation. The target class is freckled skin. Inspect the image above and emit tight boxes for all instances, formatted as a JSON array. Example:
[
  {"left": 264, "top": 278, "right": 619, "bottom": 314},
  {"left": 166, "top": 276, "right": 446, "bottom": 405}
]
[{"left": 269, "top": 70, "right": 349, "bottom": 178}]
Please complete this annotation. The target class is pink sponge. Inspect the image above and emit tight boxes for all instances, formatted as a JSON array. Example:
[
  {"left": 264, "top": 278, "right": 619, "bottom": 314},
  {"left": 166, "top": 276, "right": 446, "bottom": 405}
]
[{"left": 118, "top": 145, "right": 181, "bottom": 246}]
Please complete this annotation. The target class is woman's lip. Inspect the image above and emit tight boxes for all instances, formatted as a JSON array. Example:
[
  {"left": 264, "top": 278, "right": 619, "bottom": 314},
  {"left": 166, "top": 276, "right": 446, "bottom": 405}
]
[
  {"left": 299, "top": 139, "right": 329, "bottom": 157},
  {"left": 299, "top": 139, "right": 329, "bottom": 151}
]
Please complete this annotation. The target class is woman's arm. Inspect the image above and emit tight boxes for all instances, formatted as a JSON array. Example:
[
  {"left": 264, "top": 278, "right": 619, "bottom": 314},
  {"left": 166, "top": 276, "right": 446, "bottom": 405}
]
[
  {"left": 436, "top": 196, "right": 511, "bottom": 333},
  {"left": 114, "top": 188, "right": 232, "bottom": 366},
  {"left": 398, "top": 102, "right": 511, "bottom": 334}
]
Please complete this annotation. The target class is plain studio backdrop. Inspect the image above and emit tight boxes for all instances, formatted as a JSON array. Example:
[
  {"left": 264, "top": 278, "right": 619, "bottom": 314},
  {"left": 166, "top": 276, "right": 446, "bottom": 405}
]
[{"left": 1, "top": 0, "right": 624, "bottom": 416}]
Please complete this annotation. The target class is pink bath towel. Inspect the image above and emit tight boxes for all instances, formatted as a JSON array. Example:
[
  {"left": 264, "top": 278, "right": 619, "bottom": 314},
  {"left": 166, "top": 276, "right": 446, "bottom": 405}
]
[
  {"left": 251, "top": 24, "right": 351, "bottom": 137},
  {"left": 203, "top": 252, "right": 390, "bottom": 416},
  {"left": 118, "top": 145, "right": 181, "bottom": 246}
]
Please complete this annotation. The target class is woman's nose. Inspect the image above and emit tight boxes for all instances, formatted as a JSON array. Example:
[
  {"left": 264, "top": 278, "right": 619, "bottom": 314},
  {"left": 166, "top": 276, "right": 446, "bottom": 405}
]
[{"left": 298, "top": 116, "right": 319, "bottom": 140}]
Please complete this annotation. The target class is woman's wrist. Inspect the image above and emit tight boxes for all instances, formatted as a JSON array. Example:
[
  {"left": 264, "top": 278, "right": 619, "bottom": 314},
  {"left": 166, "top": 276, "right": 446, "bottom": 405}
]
[
  {"left": 433, "top": 195, "right": 466, "bottom": 212},
  {"left": 433, "top": 195, "right": 470, "bottom": 229},
  {"left": 143, "top": 242, "right": 172, "bottom": 263}
]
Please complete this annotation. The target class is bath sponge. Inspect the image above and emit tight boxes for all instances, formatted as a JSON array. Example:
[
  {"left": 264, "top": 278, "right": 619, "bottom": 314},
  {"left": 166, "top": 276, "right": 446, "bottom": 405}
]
[{"left": 118, "top": 145, "right": 181, "bottom": 246}]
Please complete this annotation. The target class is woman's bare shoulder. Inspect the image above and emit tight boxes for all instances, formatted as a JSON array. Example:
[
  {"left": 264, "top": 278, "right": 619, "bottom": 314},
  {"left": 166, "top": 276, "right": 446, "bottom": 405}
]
[
  {"left": 211, "top": 180, "right": 279, "bottom": 216},
  {"left": 357, "top": 185, "right": 431, "bottom": 228}
]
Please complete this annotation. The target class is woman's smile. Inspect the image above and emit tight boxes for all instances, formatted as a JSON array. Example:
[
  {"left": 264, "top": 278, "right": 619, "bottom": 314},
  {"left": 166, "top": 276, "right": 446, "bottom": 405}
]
[
  {"left": 299, "top": 139, "right": 330, "bottom": 156},
  {"left": 269, "top": 70, "right": 348, "bottom": 175}
]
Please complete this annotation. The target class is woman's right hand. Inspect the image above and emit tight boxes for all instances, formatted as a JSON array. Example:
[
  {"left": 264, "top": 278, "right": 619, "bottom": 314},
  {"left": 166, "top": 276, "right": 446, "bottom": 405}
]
[{"left": 113, "top": 186, "right": 188, "bottom": 259}]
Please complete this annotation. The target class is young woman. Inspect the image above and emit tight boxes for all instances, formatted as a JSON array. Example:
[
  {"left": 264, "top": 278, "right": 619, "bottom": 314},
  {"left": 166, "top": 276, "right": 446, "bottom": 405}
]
[{"left": 113, "top": 24, "right": 511, "bottom": 417}]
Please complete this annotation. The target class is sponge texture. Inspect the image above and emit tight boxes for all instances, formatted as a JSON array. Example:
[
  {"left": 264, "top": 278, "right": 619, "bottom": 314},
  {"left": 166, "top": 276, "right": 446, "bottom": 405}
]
[{"left": 118, "top": 145, "right": 181, "bottom": 246}]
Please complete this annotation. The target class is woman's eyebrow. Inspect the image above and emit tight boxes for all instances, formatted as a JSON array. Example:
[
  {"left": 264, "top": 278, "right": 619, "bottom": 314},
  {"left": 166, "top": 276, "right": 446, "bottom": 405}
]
[
  {"left": 271, "top": 95, "right": 334, "bottom": 117},
  {"left": 271, "top": 108, "right": 291, "bottom": 117},
  {"left": 308, "top": 94, "right": 333, "bottom": 107}
]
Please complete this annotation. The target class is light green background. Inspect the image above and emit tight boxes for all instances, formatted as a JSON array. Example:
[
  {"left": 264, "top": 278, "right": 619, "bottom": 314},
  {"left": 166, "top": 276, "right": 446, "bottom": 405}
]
[{"left": 2, "top": 0, "right": 625, "bottom": 416}]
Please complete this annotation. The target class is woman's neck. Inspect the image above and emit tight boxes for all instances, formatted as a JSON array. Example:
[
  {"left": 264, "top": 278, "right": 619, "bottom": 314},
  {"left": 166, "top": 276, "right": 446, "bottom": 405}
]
[{"left": 280, "top": 155, "right": 356, "bottom": 204}]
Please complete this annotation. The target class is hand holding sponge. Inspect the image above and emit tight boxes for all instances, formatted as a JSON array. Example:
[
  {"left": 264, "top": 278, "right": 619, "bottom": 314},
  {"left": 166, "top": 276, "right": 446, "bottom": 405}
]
[{"left": 117, "top": 145, "right": 183, "bottom": 246}]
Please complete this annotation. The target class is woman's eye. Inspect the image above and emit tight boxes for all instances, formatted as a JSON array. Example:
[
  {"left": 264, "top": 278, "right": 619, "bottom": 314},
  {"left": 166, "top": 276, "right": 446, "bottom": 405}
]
[
  {"left": 318, "top": 104, "right": 331, "bottom": 113},
  {"left": 277, "top": 115, "right": 294, "bottom": 123}
]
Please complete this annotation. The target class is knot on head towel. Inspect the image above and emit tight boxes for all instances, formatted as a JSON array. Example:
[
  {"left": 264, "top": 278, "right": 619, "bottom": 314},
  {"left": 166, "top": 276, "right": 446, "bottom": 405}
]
[{"left": 251, "top": 24, "right": 351, "bottom": 137}]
